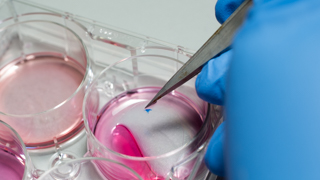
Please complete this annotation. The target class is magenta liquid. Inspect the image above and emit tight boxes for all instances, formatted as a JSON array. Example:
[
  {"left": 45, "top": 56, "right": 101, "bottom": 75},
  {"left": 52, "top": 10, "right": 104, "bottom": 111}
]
[
  {"left": 0, "top": 145, "right": 25, "bottom": 180},
  {"left": 0, "top": 53, "right": 85, "bottom": 146},
  {"left": 93, "top": 87, "right": 204, "bottom": 179}
]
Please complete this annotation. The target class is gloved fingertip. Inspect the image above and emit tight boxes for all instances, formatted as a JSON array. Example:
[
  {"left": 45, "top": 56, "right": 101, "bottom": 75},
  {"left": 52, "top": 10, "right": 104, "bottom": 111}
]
[
  {"left": 196, "top": 50, "right": 233, "bottom": 105},
  {"left": 205, "top": 122, "right": 225, "bottom": 177},
  {"left": 196, "top": 60, "right": 224, "bottom": 105},
  {"left": 215, "top": 0, "right": 246, "bottom": 24}
]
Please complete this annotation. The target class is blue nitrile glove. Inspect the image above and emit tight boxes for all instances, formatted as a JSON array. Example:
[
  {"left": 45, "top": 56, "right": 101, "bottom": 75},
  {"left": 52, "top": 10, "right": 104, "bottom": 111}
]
[
  {"left": 195, "top": 0, "right": 244, "bottom": 176},
  {"left": 226, "top": 0, "right": 320, "bottom": 179},
  {"left": 196, "top": 0, "right": 245, "bottom": 106},
  {"left": 215, "top": 0, "right": 246, "bottom": 24},
  {"left": 196, "top": 50, "right": 232, "bottom": 106},
  {"left": 199, "top": 0, "right": 320, "bottom": 179}
]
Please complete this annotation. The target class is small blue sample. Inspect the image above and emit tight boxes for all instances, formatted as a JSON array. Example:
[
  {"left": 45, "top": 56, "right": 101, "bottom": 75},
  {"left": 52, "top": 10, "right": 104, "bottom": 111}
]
[{"left": 145, "top": 109, "right": 152, "bottom": 113}]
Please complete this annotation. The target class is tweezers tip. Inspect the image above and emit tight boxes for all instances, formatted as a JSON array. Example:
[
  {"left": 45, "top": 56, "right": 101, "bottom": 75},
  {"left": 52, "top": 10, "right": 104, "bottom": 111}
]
[
  {"left": 145, "top": 101, "right": 155, "bottom": 109},
  {"left": 145, "top": 94, "right": 163, "bottom": 109}
]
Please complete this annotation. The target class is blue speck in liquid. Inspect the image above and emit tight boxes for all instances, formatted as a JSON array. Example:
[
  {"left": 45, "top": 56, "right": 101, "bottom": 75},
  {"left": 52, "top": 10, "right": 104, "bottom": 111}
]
[{"left": 145, "top": 109, "right": 152, "bottom": 113}]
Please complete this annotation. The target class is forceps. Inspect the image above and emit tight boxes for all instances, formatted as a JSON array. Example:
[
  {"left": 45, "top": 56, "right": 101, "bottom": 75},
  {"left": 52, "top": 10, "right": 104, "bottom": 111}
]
[{"left": 145, "top": 0, "right": 253, "bottom": 108}]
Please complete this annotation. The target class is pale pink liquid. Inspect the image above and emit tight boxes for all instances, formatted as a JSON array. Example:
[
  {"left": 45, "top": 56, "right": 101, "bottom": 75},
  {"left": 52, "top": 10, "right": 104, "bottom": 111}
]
[
  {"left": 0, "top": 53, "right": 85, "bottom": 146},
  {"left": 93, "top": 87, "right": 203, "bottom": 179},
  {"left": 0, "top": 145, "right": 25, "bottom": 180}
]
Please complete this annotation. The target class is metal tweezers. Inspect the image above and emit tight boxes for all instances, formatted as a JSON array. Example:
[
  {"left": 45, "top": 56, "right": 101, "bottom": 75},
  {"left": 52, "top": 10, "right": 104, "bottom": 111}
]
[{"left": 146, "top": 0, "right": 253, "bottom": 108}]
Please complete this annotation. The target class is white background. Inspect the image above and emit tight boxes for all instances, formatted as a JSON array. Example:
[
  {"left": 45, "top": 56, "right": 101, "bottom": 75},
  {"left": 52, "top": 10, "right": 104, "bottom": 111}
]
[{"left": 27, "top": 0, "right": 220, "bottom": 51}]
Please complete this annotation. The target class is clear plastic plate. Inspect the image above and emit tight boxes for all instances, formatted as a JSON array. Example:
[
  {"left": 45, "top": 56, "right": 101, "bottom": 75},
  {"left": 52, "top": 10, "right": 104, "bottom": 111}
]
[{"left": 0, "top": 1, "right": 223, "bottom": 179}]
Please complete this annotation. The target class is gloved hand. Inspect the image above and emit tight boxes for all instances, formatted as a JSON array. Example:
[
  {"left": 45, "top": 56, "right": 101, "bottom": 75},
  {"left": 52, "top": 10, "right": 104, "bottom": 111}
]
[
  {"left": 196, "top": 0, "right": 245, "bottom": 106},
  {"left": 195, "top": 0, "right": 245, "bottom": 176},
  {"left": 199, "top": 0, "right": 320, "bottom": 179}
]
